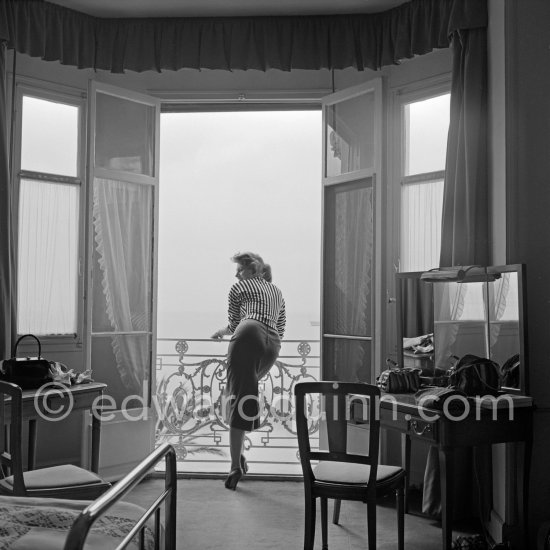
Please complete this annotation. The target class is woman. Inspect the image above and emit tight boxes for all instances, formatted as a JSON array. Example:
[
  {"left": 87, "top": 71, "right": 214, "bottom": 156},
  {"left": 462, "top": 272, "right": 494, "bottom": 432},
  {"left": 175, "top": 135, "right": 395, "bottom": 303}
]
[{"left": 211, "top": 252, "right": 286, "bottom": 490}]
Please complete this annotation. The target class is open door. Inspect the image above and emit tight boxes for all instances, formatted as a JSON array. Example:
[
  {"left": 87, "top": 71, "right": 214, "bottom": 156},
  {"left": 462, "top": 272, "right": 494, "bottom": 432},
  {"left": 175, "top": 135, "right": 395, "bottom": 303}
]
[
  {"left": 320, "top": 79, "right": 383, "bottom": 383},
  {"left": 86, "top": 81, "right": 160, "bottom": 479}
]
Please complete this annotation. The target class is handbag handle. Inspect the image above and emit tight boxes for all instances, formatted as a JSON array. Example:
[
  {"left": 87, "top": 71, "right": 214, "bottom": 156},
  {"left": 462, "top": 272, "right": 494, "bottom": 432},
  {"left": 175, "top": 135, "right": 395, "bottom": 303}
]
[{"left": 12, "top": 334, "right": 42, "bottom": 358}]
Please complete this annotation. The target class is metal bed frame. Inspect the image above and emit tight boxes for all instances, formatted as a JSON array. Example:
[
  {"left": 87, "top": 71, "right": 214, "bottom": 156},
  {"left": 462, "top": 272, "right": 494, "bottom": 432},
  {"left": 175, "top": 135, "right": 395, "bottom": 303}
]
[{"left": 63, "top": 442, "right": 177, "bottom": 550}]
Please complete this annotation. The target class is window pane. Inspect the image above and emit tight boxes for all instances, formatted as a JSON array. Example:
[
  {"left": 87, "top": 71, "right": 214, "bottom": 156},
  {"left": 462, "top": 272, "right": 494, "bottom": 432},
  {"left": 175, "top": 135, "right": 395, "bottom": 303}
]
[
  {"left": 95, "top": 92, "right": 155, "bottom": 176},
  {"left": 433, "top": 282, "right": 488, "bottom": 366},
  {"left": 404, "top": 94, "right": 450, "bottom": 176},
  {"left": 91, "top": 178, "right": 153, "bottom": 334},
  {"left": 324, "top": 178, "right": 373, "bottom": 337},
  {"left": 325, "top": 91, "right": 374, "bottom": 177},
  {"left": 91, "top": 334, "right": 150, "bottom": 408},
  {"left": 21, "top": 96, "right": 79, "bottom": 177},
  {"left": 400, "top": 179, "right": 444, "bottom": 272},
  {"left": 91, "top": 177, "right": 153, "bottom": 405},
  {"left": 17, "top": 179, "right": 79, "bottom": 335},
  {"left": 323, "top": 338, "right": 372, "bottom": 383}
]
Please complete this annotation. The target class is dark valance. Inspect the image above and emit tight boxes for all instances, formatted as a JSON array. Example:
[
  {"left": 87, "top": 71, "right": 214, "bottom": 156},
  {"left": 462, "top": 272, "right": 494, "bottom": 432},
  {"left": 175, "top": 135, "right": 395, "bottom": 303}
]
[{"left": 0, "top": 0, "right": 487, "bottom": 73}]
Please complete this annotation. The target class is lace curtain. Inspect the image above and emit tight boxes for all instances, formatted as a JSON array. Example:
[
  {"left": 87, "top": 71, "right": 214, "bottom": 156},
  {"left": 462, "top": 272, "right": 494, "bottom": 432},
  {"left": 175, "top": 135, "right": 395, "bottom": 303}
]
[{"left": 92, "top": 178, "right": 153, "bottom": 398}]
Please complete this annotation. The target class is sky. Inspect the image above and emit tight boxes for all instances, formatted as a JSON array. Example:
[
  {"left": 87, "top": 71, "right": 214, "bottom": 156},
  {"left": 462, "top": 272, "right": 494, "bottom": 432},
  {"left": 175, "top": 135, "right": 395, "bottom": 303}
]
[
  {"left": 157, "top": 110, "right": 322, "bottom": 340},
  {"left": 406, "top": 93, "right": 450, "bottom": 175}
]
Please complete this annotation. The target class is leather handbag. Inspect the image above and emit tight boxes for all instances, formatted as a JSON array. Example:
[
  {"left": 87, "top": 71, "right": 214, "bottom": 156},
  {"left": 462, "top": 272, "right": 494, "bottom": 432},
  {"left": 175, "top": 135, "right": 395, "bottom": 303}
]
[
  {"left": 377, "top": 367, "right": 422, "bottom": 393},
  {"left": 447, "top": 354, "right": 501, "bottom": 397},
  {"left": 0, "top": 334, "right": 53, "bottom": 390}
]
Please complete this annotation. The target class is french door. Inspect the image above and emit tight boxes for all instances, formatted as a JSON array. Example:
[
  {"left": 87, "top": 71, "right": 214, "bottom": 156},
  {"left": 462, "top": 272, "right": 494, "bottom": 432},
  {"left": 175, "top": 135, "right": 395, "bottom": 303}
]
[
  {"left": 321, "top": 79, "right": 383, "bottom": 383},
  {"left": 86, "top": 82, "right": 160, "bottom": 479}
]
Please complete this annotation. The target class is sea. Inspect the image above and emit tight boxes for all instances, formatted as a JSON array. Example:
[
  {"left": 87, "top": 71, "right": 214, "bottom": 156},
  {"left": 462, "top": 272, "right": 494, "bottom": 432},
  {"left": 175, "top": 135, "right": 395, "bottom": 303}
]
[{"left": 156, "top": 309, "right": 320, "bottom": 343}]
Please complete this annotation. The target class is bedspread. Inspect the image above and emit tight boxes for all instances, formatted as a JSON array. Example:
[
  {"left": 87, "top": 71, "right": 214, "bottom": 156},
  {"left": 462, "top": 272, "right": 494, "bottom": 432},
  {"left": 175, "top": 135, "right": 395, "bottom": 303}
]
[{"left": 0, "top": 496, "right": 154, "bottom": 550}]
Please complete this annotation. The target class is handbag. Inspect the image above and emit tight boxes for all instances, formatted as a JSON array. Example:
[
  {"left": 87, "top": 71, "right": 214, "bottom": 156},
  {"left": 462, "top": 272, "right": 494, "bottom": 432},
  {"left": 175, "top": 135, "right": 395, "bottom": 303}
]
[
  {"left": 377, "top": 367, "right": 422, "bottom": 393},
  {"left": 0, "top": 334, "right": 53, "bottom": 390},
  {"left": 500, "top": 353, "right": 520, "bottom": 388},
  {"left": 447, "top": 354, "right": 501, "bottom": 397}
]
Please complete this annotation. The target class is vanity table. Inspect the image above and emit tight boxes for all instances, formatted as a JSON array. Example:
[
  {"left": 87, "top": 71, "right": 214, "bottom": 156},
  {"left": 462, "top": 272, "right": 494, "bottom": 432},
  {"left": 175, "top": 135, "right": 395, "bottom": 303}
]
[
  {"left": 379, "top": 392, "right": 533, "bottom": 550},
  {"left": 391, "top": 264, "right": 532, "bottom": 549}
]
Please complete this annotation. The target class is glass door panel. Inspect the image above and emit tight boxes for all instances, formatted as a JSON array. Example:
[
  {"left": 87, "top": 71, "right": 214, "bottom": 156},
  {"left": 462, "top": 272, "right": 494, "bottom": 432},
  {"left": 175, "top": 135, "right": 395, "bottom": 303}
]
[
  {"left": 95, "top": 92, "right": 156, "bottom": 176},
  {"left": 323, "top": 178, "right": 374, "bottom": 382},
  {"left": 91, "top": 177, "right": 154, "bottom": 405},
  {"left": 87, "top": 82, "right": 160, "bottom": 477},
  {"left": 325, "top": 91, "right": 375, "bottom": 177},
  {"left": 321, "top": 79, "right": 382, "bottom": 384},
  {"left": 323, "top": 179, "right": 373, "bottom": 337},
  {"left": 323, "top": 339, "right": 372, "bottom": 383}
]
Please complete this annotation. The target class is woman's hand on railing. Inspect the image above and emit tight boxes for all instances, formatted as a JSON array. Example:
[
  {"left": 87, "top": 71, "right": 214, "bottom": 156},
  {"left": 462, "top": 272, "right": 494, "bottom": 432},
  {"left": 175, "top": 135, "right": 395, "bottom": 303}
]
[{"left": 211, "top": 326, "right": 229, "bottom": 339}]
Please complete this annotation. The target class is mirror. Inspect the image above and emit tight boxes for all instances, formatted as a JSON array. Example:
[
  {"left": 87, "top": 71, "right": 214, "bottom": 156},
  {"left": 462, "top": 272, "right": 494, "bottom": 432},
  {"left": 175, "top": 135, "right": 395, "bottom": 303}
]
[
  {"left": 395, "top": 271, "right": 436, "bottom": 377},
  {"left": 396, "top": 264, "right": 528, "bottom": 394}
]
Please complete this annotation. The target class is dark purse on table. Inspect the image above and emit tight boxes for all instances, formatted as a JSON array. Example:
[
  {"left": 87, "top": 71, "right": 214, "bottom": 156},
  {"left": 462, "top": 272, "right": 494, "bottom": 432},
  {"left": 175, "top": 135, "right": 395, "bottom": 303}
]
[
  {"left": 1, "top": 334, "right": 53, "bottom": 390},
  {"left": 377, "top": 366, "right": 422, "bottom": 393},
  {"left": 447, "top": 354, "right": 501, "bottom": 397}
]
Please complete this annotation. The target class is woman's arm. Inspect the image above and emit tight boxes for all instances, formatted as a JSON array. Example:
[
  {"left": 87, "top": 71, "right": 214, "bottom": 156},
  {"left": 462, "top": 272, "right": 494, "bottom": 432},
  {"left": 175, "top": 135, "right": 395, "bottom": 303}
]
[
  {"left": 227, "top": 283, "right": 241, "bottom": 333},
  {"left": 211, "top": 283, "right": 241, "bottom": 339}
]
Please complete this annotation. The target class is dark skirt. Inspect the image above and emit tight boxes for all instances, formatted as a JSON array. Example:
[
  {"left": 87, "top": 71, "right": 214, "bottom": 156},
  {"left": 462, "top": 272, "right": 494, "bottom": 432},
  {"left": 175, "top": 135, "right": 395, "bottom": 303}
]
[{"left": 224, "top": 319, "right": 281, "bottom": 431}]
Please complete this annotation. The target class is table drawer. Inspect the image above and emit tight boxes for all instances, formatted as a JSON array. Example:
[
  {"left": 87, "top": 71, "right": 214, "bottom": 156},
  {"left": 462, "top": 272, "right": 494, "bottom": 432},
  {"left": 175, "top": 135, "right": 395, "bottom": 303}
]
[{"left": 407, "top": 417, "right": 438, "bottom": 442}]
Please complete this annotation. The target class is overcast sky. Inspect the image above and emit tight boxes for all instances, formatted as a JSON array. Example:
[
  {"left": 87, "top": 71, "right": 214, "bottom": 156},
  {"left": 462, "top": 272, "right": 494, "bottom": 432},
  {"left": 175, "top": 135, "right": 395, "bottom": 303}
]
[{"left": 157, "top": 110, "right": 322, "bottom": 339}]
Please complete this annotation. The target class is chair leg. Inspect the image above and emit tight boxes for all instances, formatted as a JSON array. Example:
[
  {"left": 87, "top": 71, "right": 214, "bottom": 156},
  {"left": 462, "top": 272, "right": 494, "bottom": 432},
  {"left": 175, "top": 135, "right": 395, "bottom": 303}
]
[
  {"left": 321, "top": 497, "right": 328, "bottom": 550},
  {"left": 396, "top": 487, "right": 404, "bottom": 550},
  {"left": 367, "top": 501, "right": 376, "bottom": 550},
  {"left": 304, "top": 494, "right": 316, "bottom": 550},
  {"left": 332, "top": 499, "right": 341, "bottom": 525}
]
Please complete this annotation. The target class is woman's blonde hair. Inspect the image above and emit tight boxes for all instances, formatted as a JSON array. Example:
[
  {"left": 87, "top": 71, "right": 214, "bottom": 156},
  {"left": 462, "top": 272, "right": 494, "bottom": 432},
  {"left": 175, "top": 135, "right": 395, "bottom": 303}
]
[{"left": 231, "top": 251, "right": 272, "bottom": 281}]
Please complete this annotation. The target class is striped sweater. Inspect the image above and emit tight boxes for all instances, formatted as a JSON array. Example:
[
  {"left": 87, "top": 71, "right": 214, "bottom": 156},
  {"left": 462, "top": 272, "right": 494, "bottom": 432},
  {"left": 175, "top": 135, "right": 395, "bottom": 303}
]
[{"left": 227, "top": 277, "right": 286, "bottom": 339}]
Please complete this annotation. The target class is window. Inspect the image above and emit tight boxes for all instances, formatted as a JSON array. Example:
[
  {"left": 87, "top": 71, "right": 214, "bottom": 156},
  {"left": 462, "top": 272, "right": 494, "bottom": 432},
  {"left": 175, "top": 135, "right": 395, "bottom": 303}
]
[
  {"left": 398, "top": 89, "right": 450, "bottom": 272},
  {"left": 15, "top": 87, "right": 85, "bottom": 338}
]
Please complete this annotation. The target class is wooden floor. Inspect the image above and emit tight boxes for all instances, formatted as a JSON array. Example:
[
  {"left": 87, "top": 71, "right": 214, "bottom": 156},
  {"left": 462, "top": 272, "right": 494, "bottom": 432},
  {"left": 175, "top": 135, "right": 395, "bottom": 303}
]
[{"left": 124, "top": 476, "right": 481, "bottom": 549}]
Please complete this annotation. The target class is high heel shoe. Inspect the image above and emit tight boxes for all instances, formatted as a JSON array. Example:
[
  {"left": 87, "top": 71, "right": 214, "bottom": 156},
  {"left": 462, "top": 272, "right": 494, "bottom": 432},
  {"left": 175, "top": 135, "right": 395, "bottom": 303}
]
[
  {"left": 224, "top": 468, "right": 243, "bottom": 490},
  {"left": 240, "top": 454, "right": 249, "bottom": 475}
]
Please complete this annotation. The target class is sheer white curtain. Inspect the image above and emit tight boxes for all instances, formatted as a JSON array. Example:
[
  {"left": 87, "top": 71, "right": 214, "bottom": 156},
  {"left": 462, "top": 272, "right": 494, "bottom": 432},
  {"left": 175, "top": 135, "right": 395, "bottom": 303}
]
[
  {"left": 92, "top": 178, "right": 152, "bottom": 393},
  {"left": 17, "top": 178, "right": 78, "bottom": 335},
  {"left": 400, "top": 179, "right": 444, "bottom": 272}
]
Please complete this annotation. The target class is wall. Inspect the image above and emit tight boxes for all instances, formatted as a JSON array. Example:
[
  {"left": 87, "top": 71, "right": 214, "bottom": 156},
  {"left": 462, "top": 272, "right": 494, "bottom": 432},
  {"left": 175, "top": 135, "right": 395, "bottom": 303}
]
[{"left": 501, "top": 0, "right": 550, "bottom": 544}]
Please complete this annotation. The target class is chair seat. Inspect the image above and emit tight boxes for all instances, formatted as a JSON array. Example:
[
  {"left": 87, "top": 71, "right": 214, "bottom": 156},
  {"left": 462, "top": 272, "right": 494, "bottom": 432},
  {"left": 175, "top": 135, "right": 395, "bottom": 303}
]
[
  {"left": 314, "top": 461, "right": 403, "bottom": 485},
  {"left": 0, "top": 464, "right": 104, "bottom": 491}
]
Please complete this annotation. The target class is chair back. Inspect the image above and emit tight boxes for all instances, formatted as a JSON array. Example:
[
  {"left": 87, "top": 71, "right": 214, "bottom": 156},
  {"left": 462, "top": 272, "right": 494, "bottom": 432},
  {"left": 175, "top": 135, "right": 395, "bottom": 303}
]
[
  {"left": 0, "top": 381, "right": 26, "bottom": 494},
  {"left": 294, "top": 381, "right": 381, "bottom": 487}
]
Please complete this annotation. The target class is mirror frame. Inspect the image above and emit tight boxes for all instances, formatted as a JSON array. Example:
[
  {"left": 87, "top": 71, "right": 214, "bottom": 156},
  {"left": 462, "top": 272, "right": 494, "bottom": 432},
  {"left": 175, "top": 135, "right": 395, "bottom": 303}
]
[{"left": 395, "top": 264, "right": 528, "bottom": 395}]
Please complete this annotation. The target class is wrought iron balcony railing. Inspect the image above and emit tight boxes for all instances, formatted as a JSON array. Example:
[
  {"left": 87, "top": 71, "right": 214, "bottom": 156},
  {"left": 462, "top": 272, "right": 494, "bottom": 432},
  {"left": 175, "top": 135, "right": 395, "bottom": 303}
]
[{"left": 155, "top": 338, "right": 320, "bottom": 476}]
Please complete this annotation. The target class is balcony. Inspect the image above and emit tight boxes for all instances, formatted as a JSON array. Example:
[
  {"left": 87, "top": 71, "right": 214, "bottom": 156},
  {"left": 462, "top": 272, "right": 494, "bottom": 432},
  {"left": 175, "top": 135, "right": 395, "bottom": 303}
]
[{"left": 155, "top": 338, "right": 320, "bottom": 476}]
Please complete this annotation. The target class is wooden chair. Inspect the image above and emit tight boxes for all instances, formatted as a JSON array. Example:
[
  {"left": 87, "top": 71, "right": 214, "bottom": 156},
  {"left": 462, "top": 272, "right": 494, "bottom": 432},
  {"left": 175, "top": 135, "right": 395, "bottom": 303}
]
[
  {"left": 294, "top": 381, "right": 405, "bottom": 550},
  {"left": 0, "top": 380, "right": 111, "bottom": 499}
]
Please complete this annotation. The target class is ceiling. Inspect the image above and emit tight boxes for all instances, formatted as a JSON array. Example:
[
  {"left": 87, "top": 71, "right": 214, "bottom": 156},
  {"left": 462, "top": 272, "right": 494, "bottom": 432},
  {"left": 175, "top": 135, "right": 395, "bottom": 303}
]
[{"left": 48, "top": 0, "right": 410, "bottom": 18}]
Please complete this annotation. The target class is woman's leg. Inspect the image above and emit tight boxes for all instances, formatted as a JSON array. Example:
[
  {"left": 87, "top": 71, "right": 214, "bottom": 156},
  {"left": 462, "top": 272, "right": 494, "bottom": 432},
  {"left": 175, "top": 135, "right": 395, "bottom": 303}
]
[
  {"left": 229, "top": 426, "right": 245, "bottom": 471},
  {"left": 225, "top": 426, "right": 245, "bottom": 489}
]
